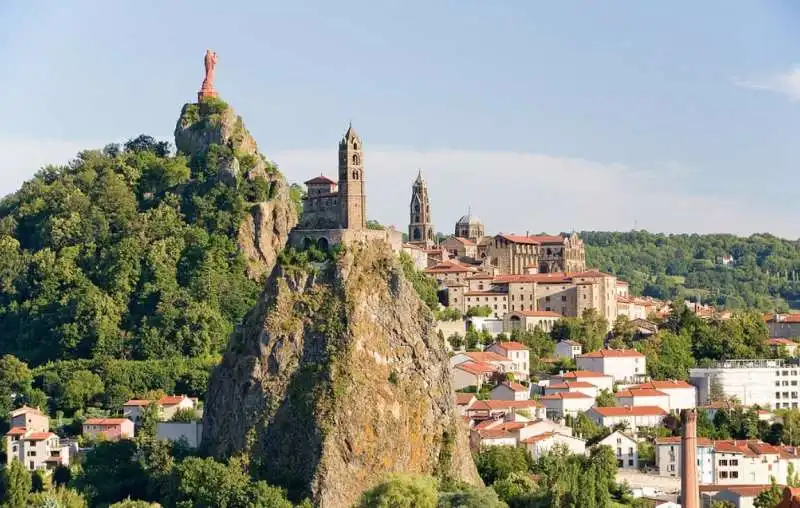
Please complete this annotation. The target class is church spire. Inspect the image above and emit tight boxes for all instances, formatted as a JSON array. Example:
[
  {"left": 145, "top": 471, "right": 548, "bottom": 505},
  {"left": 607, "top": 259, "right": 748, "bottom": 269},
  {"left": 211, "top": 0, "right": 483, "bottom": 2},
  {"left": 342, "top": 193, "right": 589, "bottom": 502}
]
[{"left": 408, "top": 171, "right": 434, "bottom": 246}]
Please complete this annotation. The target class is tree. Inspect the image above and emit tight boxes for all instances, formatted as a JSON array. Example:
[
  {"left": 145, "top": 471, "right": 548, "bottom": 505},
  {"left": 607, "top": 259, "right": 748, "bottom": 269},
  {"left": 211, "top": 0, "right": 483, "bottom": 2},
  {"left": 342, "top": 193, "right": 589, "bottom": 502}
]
[
  {"left": 138, "top": 402, "right": 161, "bottom": 441},
  {"left": 595, "top": 389, "right": 617, "bottom": 407},
  {"left": 637, "top": 441, "right": 655, "bottom": 469},
  {"left": 789, "top": 462, "right": 800, "bottom": 487},
  {"left": 465, "top": 305, "right": 492, "bottom": 318},
  {"left": 753, "top": 477, "right": 782, "bottom": 508},
  {"left": 356, "top": 474, "right": 438, "bottom": 508},
  {"left": 611, "top": 315, "right": 637, "bottom": 347},
  {"left": 438, "top": 486, "right": 506, "bottom": 508},
  {"left": 76, "top": 440, "right": 148, "bottom": 505},
  {"left": 27, "top": 487, "right": 88, "bottom": 508},
  {"left": 171, "top": 407, "right": 199, "bottom": 422},
  {"left": 641, "top": 330, "right": 696, "bottom": 381},
  {"left": 398, "top": 252, "right": 439, "bottom": 311},
  {"left": 1, "top": 460, "right": 32, "bottom": 508},
  {"left": 0, "top": 355, "right": 33, "bottom": 421},
  {"left": 491, "top": 472, "right": 537, "bottom": 507},
  {"left": 60, "top": 370, "right": 104, "bottom": 413},
  {"left": 474, "top": 445, "right": 532, "bottom": 485}
]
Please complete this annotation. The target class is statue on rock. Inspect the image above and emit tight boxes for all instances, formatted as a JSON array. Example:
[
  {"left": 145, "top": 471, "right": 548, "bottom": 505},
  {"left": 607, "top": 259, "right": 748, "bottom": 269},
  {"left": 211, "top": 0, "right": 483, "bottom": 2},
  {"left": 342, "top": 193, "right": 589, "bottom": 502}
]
[{"left": 198, "top": 49, "right": 219, "bottom": 101}]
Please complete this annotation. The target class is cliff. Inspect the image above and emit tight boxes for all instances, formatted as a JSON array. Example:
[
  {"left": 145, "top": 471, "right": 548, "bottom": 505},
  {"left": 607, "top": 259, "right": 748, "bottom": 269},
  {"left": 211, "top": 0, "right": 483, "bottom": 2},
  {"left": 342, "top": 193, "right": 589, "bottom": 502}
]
[
  {"left": 202, "top": 242, "right": 481, "bottom": 507},
  {"left": 174, "top": 98, "right": 297, "bottom": 280}
]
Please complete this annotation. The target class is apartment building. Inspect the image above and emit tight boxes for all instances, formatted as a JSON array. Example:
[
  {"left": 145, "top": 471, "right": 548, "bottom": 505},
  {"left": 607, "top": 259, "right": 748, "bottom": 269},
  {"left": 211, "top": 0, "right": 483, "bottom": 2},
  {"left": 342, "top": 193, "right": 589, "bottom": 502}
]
[
  {"left": 576, "top": 349, "right": 647, "bottom": 383},
  {"left": 690, "top": 359, "right": 800, "bottom": 409},
  {"left": 630, "top": 380, "right": 697, "bottom": 412}
]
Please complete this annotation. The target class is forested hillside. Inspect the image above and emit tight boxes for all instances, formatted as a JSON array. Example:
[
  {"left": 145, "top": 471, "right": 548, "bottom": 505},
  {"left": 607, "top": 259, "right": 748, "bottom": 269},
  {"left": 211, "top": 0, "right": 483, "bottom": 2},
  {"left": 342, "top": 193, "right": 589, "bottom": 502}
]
[
  {"left": 582, "top": 231, "right": 800, "bottom": 311},
  {"left": 0, "top": 134, "right": 280, "bottom": 366}
]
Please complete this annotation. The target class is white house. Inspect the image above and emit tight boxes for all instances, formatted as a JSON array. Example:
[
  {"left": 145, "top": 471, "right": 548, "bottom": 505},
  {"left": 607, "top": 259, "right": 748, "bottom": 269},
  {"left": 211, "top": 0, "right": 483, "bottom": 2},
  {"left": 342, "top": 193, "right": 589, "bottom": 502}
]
[
  {"left": 587, "top": 406, "right": 667, "bottom": 433},
  {"left": 522, "top": 432, "right": 587, "bottom": 461},
  {"left": 490, "top": 381, "right": 529, "bottom": 401},
  {"left": 470, "top": 417, "right": 572, "bottom": 450},
  {"left": 544, "top": 381, "right": 598, "bottom": 399},
  {"left": 630, "top": 380, "right": 697, "bottom": 412},
  {"left": 451, "top": 351, "right": 514, "bottom": 378},
  {"left": 552, "top": 371, "right": 614, "bottom": 392},
  {"left": 555, "top": 340, "right": 583, "bottom": 360},
  {"left": 452, "top": 362, "right": 496, "bottom": 390},
  {"left": 576, "top": 349, "right": 646, "bottom": 383},
  {"left": 485, "top": 341, "right": 530, "bottom": 381},
  {"left": 466, "top": 400, "right": 546, "bottom": 421},
  {"left": 5, "top": 407, "right": 71, "bottom": 471},
  {"left": 540, "top": 392, "right": 595, "bottom": 419},
  {"left": 123, "top": 394, "right": 198, "bottom": 422},
  {"left": 615, "top": 388, "right": 671, "bottom": 412},
  {"left": 598, "top": 431, "right": 639, "bottom": 469}
]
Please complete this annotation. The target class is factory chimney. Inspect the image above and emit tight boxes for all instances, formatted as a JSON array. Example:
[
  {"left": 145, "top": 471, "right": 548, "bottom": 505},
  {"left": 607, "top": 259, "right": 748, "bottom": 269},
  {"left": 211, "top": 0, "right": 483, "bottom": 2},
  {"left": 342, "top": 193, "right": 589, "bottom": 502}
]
[{"left": 681, "top": 408, "right": 699, "bottom": 508}]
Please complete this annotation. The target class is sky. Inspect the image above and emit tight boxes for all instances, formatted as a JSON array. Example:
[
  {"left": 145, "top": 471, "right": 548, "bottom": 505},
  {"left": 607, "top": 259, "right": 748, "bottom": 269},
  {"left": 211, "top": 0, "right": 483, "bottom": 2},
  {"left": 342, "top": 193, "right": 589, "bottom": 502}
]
[{"left": 1, "top": 1, "right": 799, "bottom": 239}]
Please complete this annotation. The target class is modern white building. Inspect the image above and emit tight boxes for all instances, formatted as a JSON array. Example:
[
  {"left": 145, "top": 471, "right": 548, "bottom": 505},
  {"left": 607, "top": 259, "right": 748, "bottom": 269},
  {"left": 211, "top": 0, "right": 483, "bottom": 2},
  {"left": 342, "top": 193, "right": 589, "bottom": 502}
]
[
  {"left": 598, "top": 431, "right": 639, "bottom": 469},
  {"left": 615, "top": 388, "right": 671, "bottom": 412},
  {"left": 689, "top": 359, "right": 800, "bottom": 409},
  {"left": 552, "top": 371, "right": 614, "bottom": 392},
  {"left": 576, "top": 349, "right": 647, "bottom": 383}
]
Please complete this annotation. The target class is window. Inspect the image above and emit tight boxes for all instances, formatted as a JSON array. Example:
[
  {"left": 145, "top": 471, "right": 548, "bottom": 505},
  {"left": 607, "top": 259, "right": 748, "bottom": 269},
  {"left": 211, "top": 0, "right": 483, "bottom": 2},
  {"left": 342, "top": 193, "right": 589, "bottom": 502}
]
[
  {"left": 731, "top": 471, "right": 739, "bottom": 479},
  {"left": 628, "top": 459, "right": 634, "bottom": 466},
  {"left": 545, "top": 296, "right": 551, "bottom": 302},
  {"left": 546, "top": 307, "right": 551, "bottom": 312},
  {"left": 777, "top": 392, "right": 781, "bottom": 399},
  {"left": 719, "top": 471, "right": 729, "bottom": 479},
  {"left": 617, "top": 447, "right": 622, "bottom": 456},
  {"left": 561, "top": 295, "right": 567, "bottom": 301},
  {"left": 730, "top": 459, "right": 738, "bottom": 466},
  {"left": 27, "top": 450, "right": 36, "bottom": 457},
  {"left": 719, "top": 459, "right": 728, "bottom": 466}
]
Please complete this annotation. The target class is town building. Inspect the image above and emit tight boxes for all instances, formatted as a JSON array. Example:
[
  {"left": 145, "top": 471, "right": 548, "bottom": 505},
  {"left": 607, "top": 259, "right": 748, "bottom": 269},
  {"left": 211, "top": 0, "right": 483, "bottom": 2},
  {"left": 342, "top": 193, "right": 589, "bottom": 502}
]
[
  {"left": 551, "top": 370, "right": 614, "bottom": 392},
  {"left": 490, "top": 381, "right": 530, "bottom": 401},
  {"left": 485, "top": 341, "right": 530, "bottom": 380},
  {"left": 289, "top": 125, "right": 403, "bottom": 251},
  {"left": 769, "top": 338, "right": 799, "bottom": 357},
  {"left": 598, "top": 430, "right": 639, "bottom": 469},
  {"left": 576, "top": 349, "right": 647, "bottom": 384},
  {"left": 123, "top": 394, "right": 198, "bottom": 422},
  {"left": 555, "top": 340, "right": 583, "bottom": 360},
  {"left": 407, "top": 171, "right": 435, "bottom": 247},
  {"left": 544, "top": 381, "right": 599, "bottom": 399},
  {"left": 615, "top": 388, "right": 671, "bottom": 412},
  {"left": 451, "top": 362, "right": 496, "bottom": 390},
  {"left": 586, "top": 406, "right": 668, "bottom": 433},
  {"left": 689, "top": 359, "right": 800, "bottom": 409},
  {"left": 522, "top": 432, "right": 586, "bottom": 461},
  {"left": 540, "top": 392, "right": 595, "bottom": 419},
  {"left": 465, "top": 400, "right": 546, "bottom": 422},
  {"left": 441, "top": 236, "right": 479, "bottom": 260},
  {"left": 630, "top": 380, "right": 697, "bottom": 412},
  {"left": 4, "top": 407, "right": 71, "bottom": 471},
  {"left": 505, "top": 310, "right": 562, "bottom": 333},
  {"left": 767, "top": 314, "right": 800, "bottom": 339},
  {"left": 454, "top": 210, "right": 485, "bottom": 242},
  {"left": 485, "top": 233, "right": 586, "bottom": 275},
  {"left": 82, "top": 418, "right": 135, "bottom": 440}
]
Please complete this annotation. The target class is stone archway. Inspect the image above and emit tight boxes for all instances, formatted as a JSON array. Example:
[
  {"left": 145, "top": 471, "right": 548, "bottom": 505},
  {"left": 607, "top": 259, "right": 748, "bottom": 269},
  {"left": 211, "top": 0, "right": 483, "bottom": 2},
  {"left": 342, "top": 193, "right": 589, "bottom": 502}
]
[
  {"left": 317, "top": 237, "right": 330, "bottom": 251},
  {"left": 510, "top": 315, "right": 521, "bottom": 331},
  {"left": 303, "top": 237, "right": 313, "bottom": 250}
]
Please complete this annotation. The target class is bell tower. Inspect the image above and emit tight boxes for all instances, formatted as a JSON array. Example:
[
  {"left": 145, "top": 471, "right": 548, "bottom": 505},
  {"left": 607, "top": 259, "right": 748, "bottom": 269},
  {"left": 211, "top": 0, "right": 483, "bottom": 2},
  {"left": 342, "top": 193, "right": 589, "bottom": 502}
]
[
  {"left": 408, "top": 170, "right": 435, "bottom": 246},
  {"left": 338, "top": 124, "right": 366, "bottom": 229}
]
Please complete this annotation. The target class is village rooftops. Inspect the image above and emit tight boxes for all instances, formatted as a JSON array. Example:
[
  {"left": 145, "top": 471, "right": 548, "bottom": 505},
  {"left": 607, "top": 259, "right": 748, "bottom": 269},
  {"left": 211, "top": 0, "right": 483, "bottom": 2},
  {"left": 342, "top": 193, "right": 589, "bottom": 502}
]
[
  {"left": 492, "top": 341, "right": 528, "bottom": 351},
  {"left": 453, "top": 362, "right": 496, "bottom": 375},
  {"left": 591, "top": 406, "right": 667, "bottom": 417},
  {"left": 424, "top": 262, "right": 476, "bottom": 274},
  {"left": 520, "top": 431, "right": 582, "bottom": 444},
  {"left": 498, "top": 381, "right": 529, "bottom": 392},
  {"left": 455, "top": 393, "right": 477, "bottom": 405},
  {"left": 465, "top": 351, "right": 512, "bottom": 363},
  {"left": 23, "top": 432, "right": 56, "bottom": 441},
  {"left": 5, "top": 427, "right": 26, "bottom": 436},
  {"left": 578, "top": 349, "right": 644, "bottom": 358},
  {"left": 469, "top": 400, "right": 542, "bottom": 411},
  {"left": 84, "top": 418, "right": 133, "bottom": 425},
  {"left": 497, "top": 234, "right": 566, "bottom": 245},
  {"left": 547, "top": 381, "right": 595, "bottom": 389},
  {"left": 615, "top": 388, "right": 668, "bottom": 398},
  {"left": 631, "top": 380, "right": 694, "bottom": 390},
  {"left": 540, "top": 392, "right": 592, "bottom": 400},
  {"left": 560, "top": 370, "right": 610, "bottom": 378}
]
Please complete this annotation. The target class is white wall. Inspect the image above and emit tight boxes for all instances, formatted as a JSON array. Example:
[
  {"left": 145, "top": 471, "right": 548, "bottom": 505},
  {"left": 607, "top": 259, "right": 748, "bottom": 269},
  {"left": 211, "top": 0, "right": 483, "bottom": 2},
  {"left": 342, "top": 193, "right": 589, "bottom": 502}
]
[{"left": 157, "top": 422, "right": 203, "bottom": 448}]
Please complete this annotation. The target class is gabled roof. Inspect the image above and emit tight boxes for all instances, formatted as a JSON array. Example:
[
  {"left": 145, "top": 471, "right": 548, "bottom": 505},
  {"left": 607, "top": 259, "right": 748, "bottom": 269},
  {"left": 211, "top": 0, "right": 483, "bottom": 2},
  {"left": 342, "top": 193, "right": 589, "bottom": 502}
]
[
  {"left": 454, "top": 361, "right": 496, "bottom": 375},
  {"left": 5, "top": 427, "right": 26, "bottom": 436},
  {"left": 24, "top": 432, "right": 56, "bottom": 441},
  {"left": 9, "top": 405, "right": 42, "bottom": 417},
  {"left": 769, "top": 338, "right": 797, "bottom": 346},
  {"left": 591, "top": 406, "right": 667, "bottom": 417},
  {"left": 469, "top": 400, "right": 542, "bottom": 411},
  {"left": 548, "top": 381, "right": 595, "bottom": 389},
  {"left": 512, "top": 310, "right": 563, "bottom": 318},
  {"left": 560, "top": 370, "right": 610, "bottom": 379},
  {"left": 425, "top": 262, "right": 475, "bottom": 274},
  {"left": 579, "top": 349, "right": 644, "bottom": 358},
  {"left": 159, "top": 395, "right": 189, "bottom": 406},
  {"left": 520, "top": 431, "right": 584, "bottom": 444},
  {"left": 84, "top": 418, "right": 132, "bottom": 426},
  {"left": 304, "top": 175, "right": 336, "bottom": 185},
  {"left": 464, "top": 351, "right": 511, "bottom": 363},
  {"left": 455, "top": 392, "right": 477, "bottom": 406},
  {"left": 540, "top": 392, "right": 592, "bottom": 400},
  {"left": 632, "top": 380, "right": 694, "bottom": 390},
  {"left": 494, "top": 381, "right": 528, "bottom": 393},
  {"left": 491, "top": 341, "right": 528, "bottom": 351},
  {"left": 496, "top": 234, "right": 565, "bottom": 245},
  {"left": 615, "top": 388, "right": 668, "bottom": 398}
]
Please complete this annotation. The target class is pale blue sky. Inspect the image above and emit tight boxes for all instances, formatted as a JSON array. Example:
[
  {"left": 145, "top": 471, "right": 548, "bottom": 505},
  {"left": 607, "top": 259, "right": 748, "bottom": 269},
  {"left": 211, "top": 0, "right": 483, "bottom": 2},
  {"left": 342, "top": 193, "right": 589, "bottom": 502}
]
[{"left": 1, "top": 1, "right": 799, "bottom": 238}]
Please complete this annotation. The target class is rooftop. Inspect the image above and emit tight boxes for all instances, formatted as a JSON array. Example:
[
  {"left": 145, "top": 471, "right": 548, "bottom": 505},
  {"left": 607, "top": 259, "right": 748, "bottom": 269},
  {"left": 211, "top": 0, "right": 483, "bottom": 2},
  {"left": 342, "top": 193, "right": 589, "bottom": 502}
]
[
  {"left": 591, "top": 406, "right": 667, "bottom": 417},
  {"left": 579, "top": 349, "right": 644, "bottom": 359}
]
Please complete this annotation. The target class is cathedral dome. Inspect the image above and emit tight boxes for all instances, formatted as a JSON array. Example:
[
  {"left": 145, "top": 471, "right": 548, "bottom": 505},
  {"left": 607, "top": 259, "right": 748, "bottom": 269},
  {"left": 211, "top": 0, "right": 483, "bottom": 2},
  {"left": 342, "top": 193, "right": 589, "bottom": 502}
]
[{"left": 456, "top": 213, "right": 482, "bottom": 226}]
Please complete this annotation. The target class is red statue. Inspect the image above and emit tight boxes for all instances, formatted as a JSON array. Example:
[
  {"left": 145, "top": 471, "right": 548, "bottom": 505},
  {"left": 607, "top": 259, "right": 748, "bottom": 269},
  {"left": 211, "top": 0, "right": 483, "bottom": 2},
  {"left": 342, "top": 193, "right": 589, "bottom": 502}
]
[{"left": 198, "top": 49, "right": 218, "bottom": 101}]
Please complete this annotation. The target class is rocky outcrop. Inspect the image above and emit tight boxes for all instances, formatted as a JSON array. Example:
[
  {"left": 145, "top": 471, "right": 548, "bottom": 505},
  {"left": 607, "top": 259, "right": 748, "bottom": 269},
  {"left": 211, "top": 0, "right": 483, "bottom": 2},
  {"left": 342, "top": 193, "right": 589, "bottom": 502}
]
[
  {"left": 174, "top": 98, "right": 297, "bottom": 280},
  {"left": 202, "top": 242, "right": 481, "bottom": 507}
]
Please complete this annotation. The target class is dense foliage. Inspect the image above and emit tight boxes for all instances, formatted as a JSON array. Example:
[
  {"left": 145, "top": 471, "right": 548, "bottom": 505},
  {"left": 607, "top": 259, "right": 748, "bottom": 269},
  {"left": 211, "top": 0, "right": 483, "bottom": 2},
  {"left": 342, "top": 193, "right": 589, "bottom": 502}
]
[
  {"left": 582, "top": 230, "right": 800, "bottom": 311},
  {"left": 0, "top": 134, "right": 267, "bottom": 366}
]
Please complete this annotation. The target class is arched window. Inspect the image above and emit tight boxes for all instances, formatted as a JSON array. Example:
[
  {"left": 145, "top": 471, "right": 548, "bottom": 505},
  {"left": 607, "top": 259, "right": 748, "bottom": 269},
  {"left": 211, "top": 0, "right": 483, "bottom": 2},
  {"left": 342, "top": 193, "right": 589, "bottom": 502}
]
[
  {"left": 352, "top": 171, "right": 359, "bottom": 180},
  {"left": 353, "top": 142, "right": 358, "bottom": 150},
  {"left": 352, "top": 154, "right": 360, "bottom": 165},
  {"left": 413, "top": 228, "right": 421, "bottom": 240}
]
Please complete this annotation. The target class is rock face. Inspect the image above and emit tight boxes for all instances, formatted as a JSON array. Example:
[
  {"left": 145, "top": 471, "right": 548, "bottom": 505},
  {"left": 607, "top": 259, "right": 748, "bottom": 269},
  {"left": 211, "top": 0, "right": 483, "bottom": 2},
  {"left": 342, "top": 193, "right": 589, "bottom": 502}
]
[
  {"left": 174, "top": 98, "right": 297, "bottom": 280},
  {"left": 202, "top": 242, "right": 481, "bottom": 507}
]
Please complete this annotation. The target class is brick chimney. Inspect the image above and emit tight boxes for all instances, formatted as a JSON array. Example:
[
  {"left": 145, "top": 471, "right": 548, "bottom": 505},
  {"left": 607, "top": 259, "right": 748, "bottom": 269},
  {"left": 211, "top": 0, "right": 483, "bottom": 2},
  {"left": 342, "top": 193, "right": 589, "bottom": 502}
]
[{"left": 681, "top": 408, "right": 699, "bottom": 508}]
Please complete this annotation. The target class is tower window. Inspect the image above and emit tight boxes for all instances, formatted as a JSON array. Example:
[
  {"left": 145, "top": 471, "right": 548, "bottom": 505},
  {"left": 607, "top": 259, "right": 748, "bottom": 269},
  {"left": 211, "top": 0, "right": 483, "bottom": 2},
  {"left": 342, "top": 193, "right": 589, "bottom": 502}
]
[
  {"left": 352, "top": 171, "right": 359, "bottom": 180},
  {"left": 352, "top": 154, "right": 360, "bottom": 165}
]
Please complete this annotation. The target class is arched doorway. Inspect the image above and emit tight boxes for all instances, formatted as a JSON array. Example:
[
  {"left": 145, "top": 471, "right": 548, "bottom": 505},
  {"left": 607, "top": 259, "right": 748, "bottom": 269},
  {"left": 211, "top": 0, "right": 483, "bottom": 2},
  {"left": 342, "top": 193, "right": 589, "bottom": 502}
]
[
  {"left": 317, "top": 237, "right": 330, "bottom": 251},
  {"left": 302, "top": 237, "right": 313, "bottom": 250}
]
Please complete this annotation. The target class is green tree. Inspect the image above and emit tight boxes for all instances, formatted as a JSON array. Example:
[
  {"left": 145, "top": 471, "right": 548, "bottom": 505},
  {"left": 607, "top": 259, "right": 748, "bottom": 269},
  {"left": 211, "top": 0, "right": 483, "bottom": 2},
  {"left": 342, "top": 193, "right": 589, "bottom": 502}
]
[
  {"left": 474, "top": 446, "right": 532, "bottom": 485},
  {"left": 171, "top": 407, "right": 199, "bottom": 422},
  {"left": 398, "top": 252, "right": 439, "bottom": 311},
  {"left": 641, "top": 330, "right": 696, "bottom": 381},
  {"left": 60, "top": 370, "right": 104, "bottom": 413},
  {"left": 27, "top": 487, "right": 88, "bottom": 508},
  {"left": 491, "top": 471, "right": 537, "bottom": 507},
  {"left": 76, "top": 440, "right": 148, "bottom": 505},
  {"left": 466, "top": 305, "right": 493, "bottom": 318},
  {"left": 753, "top": 477, "right": 782, "bottom": 508},
  {"left": 0, "top": 355, "right": 33, "bottom": 421},
  {"left": 595, "top": 389, "right": 617, "bottom": 407},
  {"left": 356, "top": 474, "right": 438, "bottom": 508},
  {"left": 437, "top": 486, "right": 506, "bottom": 508},
  {"left": 1, "top": 460, "right": 32, "bottom": 508}
]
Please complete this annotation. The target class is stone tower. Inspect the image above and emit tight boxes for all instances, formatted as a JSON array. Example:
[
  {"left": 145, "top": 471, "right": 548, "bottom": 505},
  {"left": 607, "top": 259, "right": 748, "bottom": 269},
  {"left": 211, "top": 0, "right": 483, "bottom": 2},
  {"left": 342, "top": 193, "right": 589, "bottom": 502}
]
[
  {"left": 408, "top": 170, "right": 435, "bottom": 246},
  {"left": 338, "top": 124, "right": 366, "bottom": 229}
]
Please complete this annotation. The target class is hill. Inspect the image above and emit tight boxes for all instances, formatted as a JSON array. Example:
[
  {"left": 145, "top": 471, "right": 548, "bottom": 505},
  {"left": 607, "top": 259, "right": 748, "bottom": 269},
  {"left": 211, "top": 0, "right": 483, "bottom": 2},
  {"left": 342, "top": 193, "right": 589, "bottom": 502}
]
[
  {"left": 0, "top": 97, "right": 297, "bottom": 366},
  {"left": 581, "top": 230, "right": 800, "bottom": 311}
]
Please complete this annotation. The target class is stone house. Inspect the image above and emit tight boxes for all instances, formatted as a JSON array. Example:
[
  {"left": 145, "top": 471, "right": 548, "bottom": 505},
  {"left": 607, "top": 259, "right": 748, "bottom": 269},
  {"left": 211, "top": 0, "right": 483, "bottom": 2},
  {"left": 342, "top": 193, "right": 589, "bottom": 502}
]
[
  {"left": 505, "top": 310, "right": 561, "bottom": 333},
  {"left": 485, "top": 233, "right": 586, "bottom": 275},
  {"left": 5, "top": 407, "right": 71, "bottom": 471},
  {"left": 123, "top": 394, "right": 198, "bottom": 422},
  {"left": 452, "top": 361, "right": 496, "bottom": 390}
]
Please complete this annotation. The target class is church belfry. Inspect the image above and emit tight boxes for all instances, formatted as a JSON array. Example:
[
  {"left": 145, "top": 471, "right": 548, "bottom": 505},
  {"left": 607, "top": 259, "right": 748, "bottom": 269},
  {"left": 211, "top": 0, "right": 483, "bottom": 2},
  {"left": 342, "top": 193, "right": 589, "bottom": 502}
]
[
  {"left": 408, "top": 170, "right": 435, "bottom": 246},
  {"left": 338, "top": 123, "right": 366, "bottom": 229}
]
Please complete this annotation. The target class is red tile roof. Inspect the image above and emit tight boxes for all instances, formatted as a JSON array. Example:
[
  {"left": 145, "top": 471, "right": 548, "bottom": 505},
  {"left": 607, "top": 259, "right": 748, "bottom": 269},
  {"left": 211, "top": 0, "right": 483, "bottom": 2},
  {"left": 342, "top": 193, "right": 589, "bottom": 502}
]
[
  {"left": 655, "top": 436, "right": 713, "bottom": 446},
  {"left": 520, "top": 432, "right": 557, "bottom": 444},
  {"left": 615, "top": 388, "right": 668, "bottom": 398},
  {"left": 465, "top": 352, "right": 511, "bottom": 363},
  {"left": 5, "top": 427, "right": 26, "bottom": 436},
  {"left": 497, "top": 234, "right": 565, "bottom": 245},
  {"left": 768, "top": 314, "right": 800, "bottom": 324},
  {"left": 469, "top": 400, "right": 542, "bottom": 411},
  {"left": 632, "top": 380, "right": 694, "bottom": 390},
  {"left": 84, "top": 418, "right": 131, "bottom": 426},
  {"left": 591, "top": 406, "right": 667, "bottom": 417},
  {"left": 24, "top": 432, "right": 56, "bottom": 441},
  {"left": 159, "top": 395, "right": 188, "bottom": 406},
  {"left": 455, "top": 392, "right": 477, "bottom": 406},
  {"left": 560, "top": 370, "right": 610, "bottom": 379},
  {"left": 493, "top": 341, "right": 528, "bottom": 351},
  {"left": 496, "top": 381, "right": 528, "bottom": 392},
  {"left": 541, "top": 392, "right": 592, "bottom": 400},
  {"left": 123, "top": 399, "right": 152, "bottom": 407},
  {"left": 579, "top": 349, "right": 644, "bottom": 358},
  {"left": 304, "top": 175, "right": 336, "bottom": 185},
  {"left": 425, "top": 262, "right": 475, "bottom": 274},
  {"left": 769, "top": 338, "right": 797, "bottom": 346},
  {"left": 454, "top": 361, "right": 496, "bottom": 375}
]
